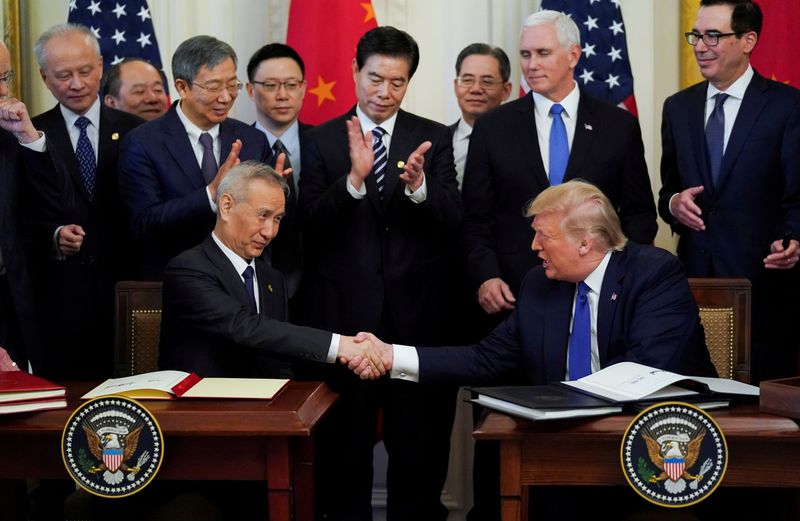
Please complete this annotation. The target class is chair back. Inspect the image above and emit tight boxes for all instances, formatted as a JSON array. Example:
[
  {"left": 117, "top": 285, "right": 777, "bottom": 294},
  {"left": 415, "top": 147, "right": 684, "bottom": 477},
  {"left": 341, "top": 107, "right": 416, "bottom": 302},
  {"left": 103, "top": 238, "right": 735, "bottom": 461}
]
[
  {"left": 688, "top": 278, "right": 751, "bottom": 383},
  {"left": 115, "top": 281, "right": 163, "bottom": 377}
]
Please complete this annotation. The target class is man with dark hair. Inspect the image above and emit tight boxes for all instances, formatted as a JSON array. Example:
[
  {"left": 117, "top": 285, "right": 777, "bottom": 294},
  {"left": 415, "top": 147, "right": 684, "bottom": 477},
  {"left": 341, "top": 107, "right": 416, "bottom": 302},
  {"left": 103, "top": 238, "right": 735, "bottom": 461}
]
[
  {"left": 102, "top": 58, "right": 169, "bottom": 120},
  {"left": 659, "top": 0, "right": 800, "bottom": 383},
  {"left": 245, "top": 43, "right": 309, "bottom": 301},
  {"left": 451, "top": 43, "right": 511, "bottom": 188},
  {"left": 119, "top": 35, "right": 271, "bottom": 279},
  {"left": 32, "top": 23, "right": 143, "bottom": 379},
  {"left": 299, "top": 25, "right": 462, "bottom": 521}
]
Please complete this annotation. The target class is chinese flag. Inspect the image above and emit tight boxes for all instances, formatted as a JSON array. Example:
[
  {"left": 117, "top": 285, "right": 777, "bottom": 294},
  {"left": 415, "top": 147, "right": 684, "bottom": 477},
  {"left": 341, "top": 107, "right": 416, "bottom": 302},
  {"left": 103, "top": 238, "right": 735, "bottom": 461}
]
[
  {"left": 287, "top": 0, "right": 378, "bottom": 125},
  {"left": 750, "top": 0, "right": 800, "bottom": 87}
]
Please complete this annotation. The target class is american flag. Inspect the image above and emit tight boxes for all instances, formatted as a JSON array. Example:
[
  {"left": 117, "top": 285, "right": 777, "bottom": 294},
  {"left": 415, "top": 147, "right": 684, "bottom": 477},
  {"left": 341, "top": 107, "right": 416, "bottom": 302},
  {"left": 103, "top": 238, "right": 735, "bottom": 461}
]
[
  {"left": 539, "top": 0, "right": 637, "bottom": 115},
  {"left": 67, "top": 0, "right": 165, "bottom": 73}
]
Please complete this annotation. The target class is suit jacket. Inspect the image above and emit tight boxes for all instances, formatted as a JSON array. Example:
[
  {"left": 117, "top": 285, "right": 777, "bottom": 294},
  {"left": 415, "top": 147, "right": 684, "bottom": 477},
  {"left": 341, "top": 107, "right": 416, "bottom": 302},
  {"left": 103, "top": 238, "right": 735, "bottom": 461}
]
[
  {"left": 31, "top": 103, "right": 143, "bottom": 378},
  {"left": 119, "top": 101, "right": 271, "bottom": 278},
  {"left": 299, "top": 107, "right": 463, "bottom": 345},
  {"left": 160, "top": 236, "right": 332, "bottom": 377},
  {"left": 418, "top": 243, "right": 716, "bottom": 385},
  {"left": 461, "top": 91, "right": 657, "bottom": 296},
  {"left": 658, "top": 71, "right": 800, "bottom": 283},
  {"left": 0, "top": 130, "right": 66, "bottom": 370}
]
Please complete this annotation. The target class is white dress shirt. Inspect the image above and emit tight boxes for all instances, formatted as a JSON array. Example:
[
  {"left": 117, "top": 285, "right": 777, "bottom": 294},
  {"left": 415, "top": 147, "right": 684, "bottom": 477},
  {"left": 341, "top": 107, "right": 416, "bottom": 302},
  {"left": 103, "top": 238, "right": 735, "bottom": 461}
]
[
  {"left": 176, "top": 101, "right": 221, "bottom": 211},
  {"left": 452, "top": 118, "right": 472, "bottom": 190},
  {"left": 391, "top": 251, "right": 613, "bottom": 382},
  {"left": 60, "top": 97, "right": 101, "bottom": 163},
  {"left": 532, "top": 82, "right": 581, "bottom": 182},
  {"left": 705, "top": 64, "right": 753, "bottom": 153}
]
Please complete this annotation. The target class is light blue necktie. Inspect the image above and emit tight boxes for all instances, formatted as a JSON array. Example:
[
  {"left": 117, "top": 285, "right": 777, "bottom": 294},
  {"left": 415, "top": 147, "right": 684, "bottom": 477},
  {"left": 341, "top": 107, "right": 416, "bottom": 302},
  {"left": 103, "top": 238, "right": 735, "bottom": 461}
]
[
  {"left": 74, "top": 116, "right": 96, "bottom": 199},
  {"left": 705, "top": 93, "right": 728, "bottom": 185},
  {"left": 549, "top": 103, "right": 569, "bottom": 185},
  {"left": 242, "top": 265, "right": 257, "bottom": 312},
  {"left": 568, "top": 282, "right": 592, "bottom": 380},
  {"left": 372, "top": 127, "right": 387, "bottom": 197}
]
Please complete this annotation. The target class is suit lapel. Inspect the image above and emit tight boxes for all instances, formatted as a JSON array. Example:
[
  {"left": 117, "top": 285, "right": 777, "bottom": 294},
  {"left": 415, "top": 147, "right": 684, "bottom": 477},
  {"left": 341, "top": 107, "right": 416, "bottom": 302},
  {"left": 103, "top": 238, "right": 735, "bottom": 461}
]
[
  {"left": 164, "top": 104, "right": 206, "bottom": 190},
  {"left": 542, "top": 282, "right": 574, "bottom": 382},
  {"left": 716, "top": 73, "right": 768, "bottom": 191},
  {"left": 202, "top": 237, "right": 252, "bottom": 308},
  {"left": 565, "top": 94, "right": 595, "bottom": 182},
  {"left": 384, "top": 110, "right": 415, "bottom": 211},
  {"left": 597, "top": 250, "right": 624, "bottom": 366},
  {"left": 517, "top": 94, "right": 550, "bottom": 191},
  {"left": 41, "top": 105, "right": 89, "bottom": 203},
  {"left": 254, "top": 257, "right": 286, "bottom": 319}
]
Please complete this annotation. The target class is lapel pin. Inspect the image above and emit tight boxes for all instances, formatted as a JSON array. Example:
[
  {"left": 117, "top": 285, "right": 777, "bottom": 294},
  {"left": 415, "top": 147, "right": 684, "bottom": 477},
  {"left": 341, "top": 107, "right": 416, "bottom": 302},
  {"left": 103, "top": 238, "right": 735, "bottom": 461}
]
[
  {"left": 111, "top": 132, "right": 120, "bottom": 141},
  {"left": 396, "top": 160, "right": 405, "bottom": 169},
  {"left": 611, "top": 292, "right": 618, "bottom": 301},
  {"left": 584, "top": 124, "right": 593, "bottom": 131},
  {"left": 267, "top": 284, "right": 273, "bottom": 293}
]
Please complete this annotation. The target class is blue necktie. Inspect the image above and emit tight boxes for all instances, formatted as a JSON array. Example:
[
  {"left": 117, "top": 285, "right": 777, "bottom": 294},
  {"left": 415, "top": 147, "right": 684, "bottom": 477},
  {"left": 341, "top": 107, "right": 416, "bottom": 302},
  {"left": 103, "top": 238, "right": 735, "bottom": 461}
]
[
  {"left": 74, "top": 116, "right": 96, "bottom": 199},
  {"left": 372, "top": 127, "right": 387, "bottom": 197},
  {"left": 568, "top": 282, "right": 592, "bottom": 380},
  {"left": 705, "top": 93, "right": 728, "bottom": 185},
  {"left": 549, "top": 103, "right": 569, "bottom": 185},
  {"left": 199, "top": 132, "right": 217, "bottom": 183},
  {"left": 242, "top": 265, "right": 257, "bottom": 312}
]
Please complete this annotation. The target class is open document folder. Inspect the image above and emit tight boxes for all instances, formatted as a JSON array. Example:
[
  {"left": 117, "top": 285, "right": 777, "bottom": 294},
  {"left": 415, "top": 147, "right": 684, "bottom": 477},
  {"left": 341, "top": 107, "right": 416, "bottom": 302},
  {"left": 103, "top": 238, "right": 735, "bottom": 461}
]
[
  {"left": 470, "top": 361, "right": 759, "bottom": 421},
  {"left": 82, "top": 370, "right": 289, "bottom": 400}
]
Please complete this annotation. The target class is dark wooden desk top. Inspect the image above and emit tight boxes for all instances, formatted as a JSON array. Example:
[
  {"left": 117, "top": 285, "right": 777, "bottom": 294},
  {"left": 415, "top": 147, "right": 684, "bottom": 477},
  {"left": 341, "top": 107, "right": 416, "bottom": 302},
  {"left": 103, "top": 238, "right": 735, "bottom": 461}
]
[
  {"left": 474, "top": 404, "right": 800, "bottom": 442},
  {"left": 0, "top": 381, "right": 338, "bottom": 437}
]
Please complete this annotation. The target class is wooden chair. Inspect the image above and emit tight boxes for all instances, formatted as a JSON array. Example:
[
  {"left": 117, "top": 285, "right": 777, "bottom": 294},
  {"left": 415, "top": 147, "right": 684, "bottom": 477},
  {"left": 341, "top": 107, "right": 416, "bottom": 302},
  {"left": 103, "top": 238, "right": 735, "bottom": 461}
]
[
  {"left": 114, "top": 281, "right": 163, "bottom": 377},
  {"left": 688, "top": 278, "right": 751, "bottom": 383}
]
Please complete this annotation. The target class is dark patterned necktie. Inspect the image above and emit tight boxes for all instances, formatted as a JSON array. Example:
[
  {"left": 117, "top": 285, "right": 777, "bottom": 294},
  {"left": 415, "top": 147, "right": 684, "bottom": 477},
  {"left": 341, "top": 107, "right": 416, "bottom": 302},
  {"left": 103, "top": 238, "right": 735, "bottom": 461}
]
[
  {"left": 242, "top": 265, "right": 257, "bottom": 312},
  {"left": 199, "top": 132, "right": 217, "bottom": 183},
  {"left": 705, "top": 93, "right": 729, "bottom": 185},
  {"left": 372, "top": 127, "right": 387, "bottom": 197},
  {"left": 74, "top": 116, "right": 96, "bottom": 199}
]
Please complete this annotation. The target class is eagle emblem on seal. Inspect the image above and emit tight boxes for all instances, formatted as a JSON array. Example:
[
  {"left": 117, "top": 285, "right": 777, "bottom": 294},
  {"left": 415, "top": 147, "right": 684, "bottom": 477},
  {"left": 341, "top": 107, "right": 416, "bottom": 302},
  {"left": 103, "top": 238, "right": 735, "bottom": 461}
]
[{"left": 83, "top": 422, "right": 147, "bottom": 485}]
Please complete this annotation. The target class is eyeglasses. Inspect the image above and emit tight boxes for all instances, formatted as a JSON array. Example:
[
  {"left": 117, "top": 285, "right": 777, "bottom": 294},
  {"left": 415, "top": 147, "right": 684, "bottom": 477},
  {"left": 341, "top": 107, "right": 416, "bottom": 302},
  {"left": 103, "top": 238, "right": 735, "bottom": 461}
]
[
  {"left": 0, "top": 70, "right": 15, "bottom": 86},
  {"left": 190, "top": 80, "right": 243, "bottom": 96},
  {"left": 251, "top": 79, "right": 304, "bottom": 93},
  {"left": 456, "top": 75, "right": 504, "bottom": 89},
  {"left": 685, "top": 31, "right": 740, "bottom": 47}
]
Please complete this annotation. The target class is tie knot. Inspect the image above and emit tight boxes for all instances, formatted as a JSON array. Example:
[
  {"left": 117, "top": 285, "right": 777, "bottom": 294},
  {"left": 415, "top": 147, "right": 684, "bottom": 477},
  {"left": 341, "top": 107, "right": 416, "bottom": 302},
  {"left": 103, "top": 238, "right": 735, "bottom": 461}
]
[
  {"left": 75, "top": 116, "right": 91, "bottom": 131},
  {"left": 714, "top": 93, "right": 729, "bottom": 110},
  {"left": 199, "top": 132, "right": 214, "bottom": 149},
  {"left": 242, "top": 265, "right": 255, "bottom": 281},
  {"left": 577, "top": 281, "right": 591, "bottom": 299},
  {"left": 550, "top": 103, "right": 565, "bottom": 116},
  {"left": 273, "top": 139, "right": 287, "bottom": 155},
  {"left": 372, "top": 127, "right": 386, "bottom": 140}
]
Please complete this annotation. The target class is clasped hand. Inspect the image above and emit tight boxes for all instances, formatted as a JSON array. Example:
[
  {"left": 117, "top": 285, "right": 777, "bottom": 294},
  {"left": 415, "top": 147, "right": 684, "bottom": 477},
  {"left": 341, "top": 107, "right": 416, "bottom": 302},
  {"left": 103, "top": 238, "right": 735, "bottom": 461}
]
[{"left": 337, "top": 332, "right": 393, "bottom": 380}]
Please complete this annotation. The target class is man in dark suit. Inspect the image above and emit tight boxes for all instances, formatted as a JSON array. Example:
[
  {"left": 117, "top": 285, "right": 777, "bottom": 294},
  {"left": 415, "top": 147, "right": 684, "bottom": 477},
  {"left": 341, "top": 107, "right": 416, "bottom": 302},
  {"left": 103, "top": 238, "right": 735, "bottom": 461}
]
[
  {"left": 462, "top": 10, "right": 657, "bottom": 334},
  {"left": 160, "top": 160, "right": 387, "bottom": 378},
  {"left": 299, "top": 26, "right": 463, "bottom": 521},
  {"left": 450, "top": 43, "right": 511, "bottom": 189},
  {"left": 119, "top": 36, "right": 271, "bottom": 279},
  {"left": 351, "top": 181, "right": 716, "bottom": 521},
  {"left": 245, "top": 43, "right": 311, "bottom": 301},
  {"left": 31, "top": 24, "right": 143, "bottom": 380},
  {"left": 658, "top": 0, "right": 800, "bottom": 383}
]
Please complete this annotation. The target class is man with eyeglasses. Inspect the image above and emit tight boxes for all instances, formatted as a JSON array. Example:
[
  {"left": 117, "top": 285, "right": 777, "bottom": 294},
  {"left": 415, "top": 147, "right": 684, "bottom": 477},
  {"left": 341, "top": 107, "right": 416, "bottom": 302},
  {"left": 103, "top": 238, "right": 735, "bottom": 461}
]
[
  {"left": 659, "top": 0, "right": 800, "bottom": 384},
  {"left": 450, "top": 43, "right": 511, "bottom": 189},
  {"left": 119, "top": 35, "right": 271, "bottom": 279},
  {"left": 245, "top": 43, "right": 309, "bottom": 305},
  {"left": 31, "top": 24, "right": 144, "bottom": 381}
]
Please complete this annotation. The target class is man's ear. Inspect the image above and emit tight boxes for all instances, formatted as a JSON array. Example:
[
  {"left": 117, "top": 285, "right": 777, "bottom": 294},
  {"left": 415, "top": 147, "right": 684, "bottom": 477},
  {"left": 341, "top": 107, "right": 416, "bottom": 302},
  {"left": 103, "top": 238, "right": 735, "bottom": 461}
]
[{"left": 218, "top": 193, "right": 234, "bottom": 220}]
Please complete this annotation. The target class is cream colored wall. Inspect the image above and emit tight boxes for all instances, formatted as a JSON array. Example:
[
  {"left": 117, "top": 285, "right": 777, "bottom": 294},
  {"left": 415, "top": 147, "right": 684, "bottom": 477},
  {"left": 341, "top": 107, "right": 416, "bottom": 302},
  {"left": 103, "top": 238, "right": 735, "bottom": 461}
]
[{"left": 21, "top": 0, "right": 681, "bottom": 249}]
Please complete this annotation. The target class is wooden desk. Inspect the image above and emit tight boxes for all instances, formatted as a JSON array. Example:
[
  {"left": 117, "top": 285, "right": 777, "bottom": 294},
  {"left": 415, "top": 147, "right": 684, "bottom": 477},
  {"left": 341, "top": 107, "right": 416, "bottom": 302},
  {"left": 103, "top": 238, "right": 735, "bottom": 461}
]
[
  {"left": 473, "top": 405, "right": 800, "bottom": 521},
  {"left": 0, "top": 381, "right": 337, "bottom": 521}
]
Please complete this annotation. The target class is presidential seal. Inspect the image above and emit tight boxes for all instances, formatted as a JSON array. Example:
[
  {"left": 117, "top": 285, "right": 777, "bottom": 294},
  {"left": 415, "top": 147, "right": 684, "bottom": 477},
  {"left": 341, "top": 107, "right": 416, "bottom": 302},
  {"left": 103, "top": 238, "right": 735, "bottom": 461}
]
[
  {"left": 620, "top": 402, "right": 727, "bottom": 508},
  {"left": 61, "top": 396, "right": 164, "bottom": 498}
]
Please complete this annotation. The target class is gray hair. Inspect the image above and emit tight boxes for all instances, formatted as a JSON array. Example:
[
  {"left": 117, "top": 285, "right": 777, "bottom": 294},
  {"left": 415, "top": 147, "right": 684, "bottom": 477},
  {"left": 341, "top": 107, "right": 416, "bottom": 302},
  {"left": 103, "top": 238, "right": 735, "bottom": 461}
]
[
  {"left": 216, "top": 160, "right": 288, "bottom": 209},
  {"left": 522, "top": 10, "right": 581, "bottom": 49},
  {"left": 172, "top": 35, "right": 237, "bottom": 84},
  {"left": 35, "top": 23, "right": 101, "bottom": 69}
]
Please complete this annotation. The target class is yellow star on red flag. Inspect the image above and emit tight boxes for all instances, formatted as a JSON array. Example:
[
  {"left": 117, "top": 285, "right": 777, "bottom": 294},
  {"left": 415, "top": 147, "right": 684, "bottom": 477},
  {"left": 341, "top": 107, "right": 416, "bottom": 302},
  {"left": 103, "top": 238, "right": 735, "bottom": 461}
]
[
  {"left": 361, "top": 3, "right": 375, "bottom": 23},
  {"left": 310, "top": 75, "right": 337, "bottom": 107}
]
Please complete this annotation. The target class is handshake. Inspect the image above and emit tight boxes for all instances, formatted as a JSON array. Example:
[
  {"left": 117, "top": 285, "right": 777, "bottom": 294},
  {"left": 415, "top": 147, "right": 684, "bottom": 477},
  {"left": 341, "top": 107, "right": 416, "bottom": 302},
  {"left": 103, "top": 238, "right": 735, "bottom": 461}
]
[{"left": 337, "top": 332, "right": 394, "bottom": 379}]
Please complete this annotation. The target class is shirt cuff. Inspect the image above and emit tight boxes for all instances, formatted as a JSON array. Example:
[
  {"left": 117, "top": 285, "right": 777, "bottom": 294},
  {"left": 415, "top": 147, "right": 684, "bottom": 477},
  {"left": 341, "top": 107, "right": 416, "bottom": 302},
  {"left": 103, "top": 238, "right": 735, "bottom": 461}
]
[
  {"left": 404, "top": 175, "right": 427, "bottom": 203},
  {"left": 52, "top": 226, "right": 66, "bottom": 260},
  {"left": 668, "top": 193, "right": 678, "bottom": 216},
  {"left": 390, "top": 344, "right": 420, "bottom": 382},
  {"left": 326, "top": 333, "right": 340, "bottom": 364},
  {"left": 206, "top": 186, "right": 218, "bottom": 212},
  {"left": 347, "top": 178, "right": 367, "bottom": 199},
  {"left": 19, "top": 131, "right": 46, "bottom": 151}
]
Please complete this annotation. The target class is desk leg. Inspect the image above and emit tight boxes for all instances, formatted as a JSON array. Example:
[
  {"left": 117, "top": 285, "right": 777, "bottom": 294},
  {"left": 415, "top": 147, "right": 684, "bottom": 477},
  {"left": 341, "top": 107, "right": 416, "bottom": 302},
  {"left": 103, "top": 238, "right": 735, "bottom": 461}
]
[
  {"left": 266, "top": 438, "right": 291, "bottom": 520},
  {"left": 499, "top": 441, "right": 523, "bottom": 521}
]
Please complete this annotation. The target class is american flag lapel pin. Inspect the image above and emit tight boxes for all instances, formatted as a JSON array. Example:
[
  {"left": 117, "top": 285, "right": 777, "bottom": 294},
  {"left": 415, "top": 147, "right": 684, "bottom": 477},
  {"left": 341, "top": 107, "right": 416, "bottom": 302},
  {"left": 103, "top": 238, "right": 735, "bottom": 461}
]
[
  {"left": 584, "top": 123, "right": 593, "bottom": 131},
  {"left": 611, "top": 292, "right": 618, "bottom": 301}
]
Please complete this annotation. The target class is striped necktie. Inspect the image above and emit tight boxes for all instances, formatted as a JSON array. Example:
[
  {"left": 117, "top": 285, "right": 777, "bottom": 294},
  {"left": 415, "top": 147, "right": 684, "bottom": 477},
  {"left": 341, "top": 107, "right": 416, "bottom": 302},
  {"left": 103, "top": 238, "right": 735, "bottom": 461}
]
[{"left": 372, "top": 127, "right": 387, "bottom": 197}]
